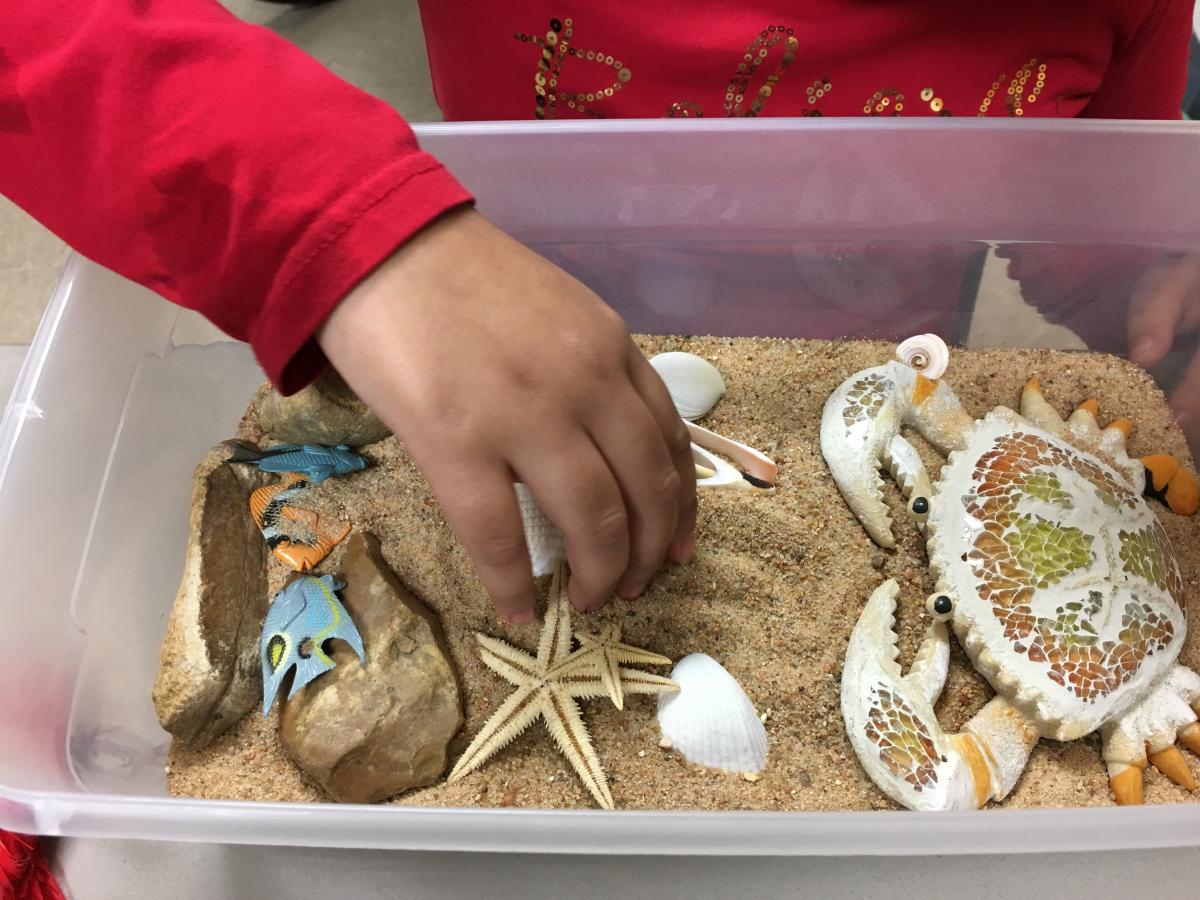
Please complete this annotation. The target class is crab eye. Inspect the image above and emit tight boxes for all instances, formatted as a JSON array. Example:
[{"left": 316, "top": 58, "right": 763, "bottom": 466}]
[
  {"left": 910, "top": 496, "right": 930, "bottom": 516},
  {"left": 926, "top": 594, "right": 953, "bottom": 620}
]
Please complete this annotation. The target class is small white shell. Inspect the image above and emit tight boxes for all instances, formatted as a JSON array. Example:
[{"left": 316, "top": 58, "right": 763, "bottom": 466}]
[
  {"left": 895, "top": 333, "right": 950, "bottom": 380},
  {"left": 656, "top": 654, "right": 768, "bottom": 773},
  {"left": 514, "top": 483, "right": 564, "bottom": 577},
  {"left": 649, "top": 352, "right": 727, "bottom": 421}
]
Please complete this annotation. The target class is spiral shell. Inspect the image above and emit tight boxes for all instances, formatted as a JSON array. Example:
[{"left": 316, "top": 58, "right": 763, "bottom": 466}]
[
  {"left": 656, "top": 654, "right": 768, "bottom": 773},
  {"left": 649, "top": 352, "right": 727, "bottom": 421},
  {"left": 896, "top": 333, "right": 950, "bottom": 380}
]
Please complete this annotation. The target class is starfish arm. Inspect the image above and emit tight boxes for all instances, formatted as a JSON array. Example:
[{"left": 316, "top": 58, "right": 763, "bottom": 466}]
[
  {"left": 557, "top": 642, "right": 626, "bottom": 708},
  {"left": 599, "top": 649, "right": 625, "bottom": 710},
  {"left": 448, "top": 685, "right": 543, "bottom": 782},
  {"left": 544, "top": 683, "right": 614, "bottom": 809},
  {"left": 552, "top": 647, "right": 628, "bottom": 708},
  {"left": 537, "top": 565, "right": 576, "bottom": 668},
  {"left": 547, "top": 647, "right": 593, "bottom": 673},
  {"left": 560, "top": 665, "right": 678, "bottom": 701},
  {"left": 617, "top": 668, "right": 680, "bottom": 696},
  {"left": 475, "top": 633, "right": 540, "bottom": 686},
  {"left": 558, "top": 670, "right": 612, "bottom": 701},
  {"left": 607, "top": 644, "right": 673, "bottom": 667},
  {"left": 575, "top": 630, "right": 673, "bottom": 668}
]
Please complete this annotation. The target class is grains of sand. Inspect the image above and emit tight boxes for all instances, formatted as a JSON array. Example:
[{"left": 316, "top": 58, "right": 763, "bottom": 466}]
[{"left": 167, "top": 338, "right": 1200, "bottom": 810}]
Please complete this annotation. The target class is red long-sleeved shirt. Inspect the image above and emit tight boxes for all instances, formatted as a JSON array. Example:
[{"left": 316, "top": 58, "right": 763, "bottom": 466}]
[{"left": 0, "top": 1, "right": 1192, "bottom": 392}]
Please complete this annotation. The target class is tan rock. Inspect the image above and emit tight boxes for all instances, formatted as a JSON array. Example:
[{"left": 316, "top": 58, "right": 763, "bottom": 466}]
[
  {"left": 254, "top": 368, "right": 390, "bottom": 447},
  {"left": 153, "top": 441, "right": 269, "bottom": 748},
  {"left": 279, "top": 533, "right": 463, "bottom": 803}
]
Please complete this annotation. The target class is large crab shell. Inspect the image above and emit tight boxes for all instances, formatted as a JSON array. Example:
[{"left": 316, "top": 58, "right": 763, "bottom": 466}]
[{"left": 927, "top": 407, "right": 1187, "bottom": 741}]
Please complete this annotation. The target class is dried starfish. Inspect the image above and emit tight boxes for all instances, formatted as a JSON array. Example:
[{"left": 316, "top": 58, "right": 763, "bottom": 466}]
[
  {"left": 565, "top": 625, "right": 672, "bottom": 711},
  {"left": 448, "top": 566, "right": 677, "bottom": 809}
]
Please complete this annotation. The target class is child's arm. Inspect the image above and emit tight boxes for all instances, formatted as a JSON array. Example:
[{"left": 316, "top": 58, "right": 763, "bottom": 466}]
[
  {"left": 0, "top": 0, "right": 695, "bottom": 619},
  {"left": 1, "top": 0, "right": 467, "bottom": 393}
]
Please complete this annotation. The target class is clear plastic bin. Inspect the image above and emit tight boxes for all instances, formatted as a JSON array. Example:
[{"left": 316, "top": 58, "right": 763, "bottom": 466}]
[{"left": 3, "top": 120, "right": 1200, "bottom": 854}]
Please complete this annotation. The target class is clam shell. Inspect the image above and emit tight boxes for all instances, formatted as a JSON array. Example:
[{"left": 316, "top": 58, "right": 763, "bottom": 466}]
[
  {"left": 515, "top": 483, "right": 564, "bottom": 577},
  {"left": 649, "top": 352, "right": 727, "bottom": 421},
  {"left": 895, "top": 333, "right": 950, "bottom": 380},
  {"left": 656, "top": 653, "right": 768, "bottom": 773}
]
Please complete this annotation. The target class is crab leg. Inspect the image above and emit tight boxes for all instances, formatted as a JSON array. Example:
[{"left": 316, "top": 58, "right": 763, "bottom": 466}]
[
  {"left": 842, "top": 580, "right": 1040, "bottom": 810},
  {"left": 1102, "top": 666, "right": 1200, "bottom": 804},
  {"left": 1018, "top": 377, "right": 1065, "bottom": 432},
  {"left": 1022, "top": 378, "right": 1199, "bottom": 516},
  {"left": 1142, "top": 454, "right": 1200, "bottom": 516},
  {"left": 820, "top": 339, "right": 973, "bottom": 548},
  {"left": 881, "top": 434, "right": 934, "bottom": 523}
]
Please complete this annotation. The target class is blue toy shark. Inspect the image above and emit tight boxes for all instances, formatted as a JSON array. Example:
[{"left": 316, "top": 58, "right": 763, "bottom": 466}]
[
  {"left": 228, "top": 442, "right": 367, "bottom": 484},
  {"left": 260, "top": 575, "right": 365, "bottom": 716}
]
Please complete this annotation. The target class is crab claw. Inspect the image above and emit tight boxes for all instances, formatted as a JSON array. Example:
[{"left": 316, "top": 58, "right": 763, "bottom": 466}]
[
  {"left": 842, "top": 580, "right": 1040, "bottom": 810},
  {"left": 820, "top": 367, "right": 905, "bottom": 547}
]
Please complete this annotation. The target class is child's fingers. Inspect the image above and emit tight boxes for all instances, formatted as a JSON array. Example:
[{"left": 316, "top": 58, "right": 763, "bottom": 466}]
[
  {"left": 516, "top": 433, "right": 629, "bottom": 613},
  {"left": 426, "top": 458, "right": 536, "bottom": 624},
  {"left": 1169, "top": 350, "right": 1200, "bottom": 447},
  {"left": 586, "top": 385, "right": 685, "bottom": 599},
  {"left": 627, "top": 346, "right": 698, "bottom": 563},
  {"left": 1128, "top": 256, "right": 1200, "bottom": 368}
]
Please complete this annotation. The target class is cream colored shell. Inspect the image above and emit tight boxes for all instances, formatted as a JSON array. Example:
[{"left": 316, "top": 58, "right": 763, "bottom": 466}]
[
  {"left": 650, "top": 352, "right": 727, "bottom": 421},
  {"left": 656, "top": 653, "right": 768, "bottom": 773}
]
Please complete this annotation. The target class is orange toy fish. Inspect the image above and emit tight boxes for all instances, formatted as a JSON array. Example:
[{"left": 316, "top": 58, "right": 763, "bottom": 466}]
[{"left": 249, "top": 473, "right": 350, "bottom": 571}]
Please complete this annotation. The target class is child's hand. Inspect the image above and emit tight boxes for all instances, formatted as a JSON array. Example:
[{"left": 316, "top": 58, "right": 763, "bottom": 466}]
[
  {"left": 1127, "top": 253, "right": 1200, "bottom": 449},
  {"left": 317, "top": 209, "right": 696, "bottom": 622}
]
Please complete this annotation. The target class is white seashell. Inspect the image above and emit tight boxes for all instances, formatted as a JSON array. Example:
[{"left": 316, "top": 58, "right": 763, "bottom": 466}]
[
  {"left": 514, "top": 483, "right": 564, "bottom": 577},
  {"left": 895, "top": 333, "right": 950, "bottom": 380},
  {"left": 649, "top": 352, "right": 727, "bottom": 421},
  {"left": 656, "top": 654, "right": 768, "bottom": 773}
]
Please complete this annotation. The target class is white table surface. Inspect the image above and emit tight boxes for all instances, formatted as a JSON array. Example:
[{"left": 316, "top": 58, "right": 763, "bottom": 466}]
[{"left": 4, "top": 343, "right": 1199, "bottom": 898}]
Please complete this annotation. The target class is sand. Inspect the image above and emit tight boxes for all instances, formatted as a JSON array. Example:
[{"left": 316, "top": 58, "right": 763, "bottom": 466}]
[{"left": 166, "top": 338, "right": 1200, "bottom": 811}]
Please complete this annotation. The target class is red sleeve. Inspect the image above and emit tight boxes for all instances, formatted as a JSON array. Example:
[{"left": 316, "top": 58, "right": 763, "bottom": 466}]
[
  {"left": 1081, "top": 0, "right": 1193, "bottom": 119},
  {"left": 0, "top": 0, "right": 472, "bottom": 394}
]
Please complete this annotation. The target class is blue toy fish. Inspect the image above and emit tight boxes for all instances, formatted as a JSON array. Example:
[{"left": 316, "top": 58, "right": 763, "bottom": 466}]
[
  {"left": 261, "top": 575, "right": 365, "bottom": 716},
  {"left": 229, "top": 442, "right": 367, "bottom": 484}
]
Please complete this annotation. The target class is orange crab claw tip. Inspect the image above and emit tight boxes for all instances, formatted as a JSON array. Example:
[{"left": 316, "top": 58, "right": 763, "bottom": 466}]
[
  {"left": 1139, "top": 454, "right": 1199, "bottom": 515},
  {"left": 1110, "top": 765, "right": 1144, "bottom": 805},
  {"left": 1178, "top": 723, "right": 1200, "bottom": 757},
  {"left": 1149, "top": 746, "right": 1198, "bottom": 791},
  {"left": 1167, "top": 469, "right": 1200, "bottom": 516},
  {"left": 1105, "top": 418, "right": 1134, "bottom": 440},
  {"left": 1078, "top": 399, "right": 1099, "bottom": 417},
  {"left": 1142, "top": 454, "right": 1181, "bottom": 492},
  {"left": 1024, "top": 377, "right": 1042, "bottom": 394}
]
